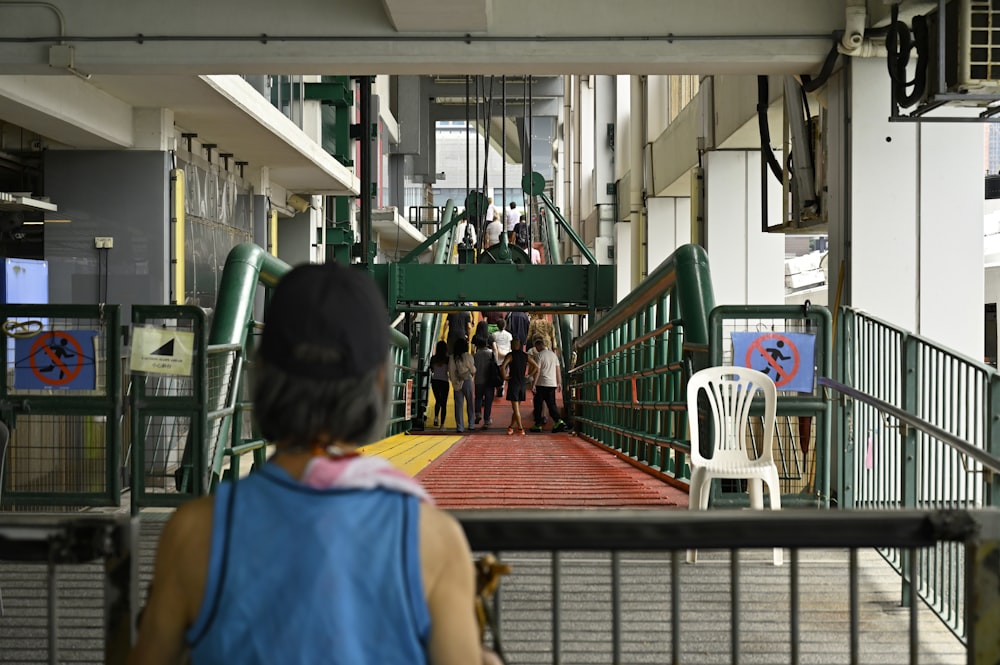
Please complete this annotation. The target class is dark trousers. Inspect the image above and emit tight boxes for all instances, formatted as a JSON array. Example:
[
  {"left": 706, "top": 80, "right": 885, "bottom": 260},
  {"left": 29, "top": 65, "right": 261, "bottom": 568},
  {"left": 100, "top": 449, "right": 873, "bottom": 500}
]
[
  {"left": 431, "top": 379, "right": 449, "bottom": 422},
  {"left": 533, "top": 385, "right": 560, "bottom": 423},
  {"left": 475, "top": 382, "right": 494, "bottom": 423}
]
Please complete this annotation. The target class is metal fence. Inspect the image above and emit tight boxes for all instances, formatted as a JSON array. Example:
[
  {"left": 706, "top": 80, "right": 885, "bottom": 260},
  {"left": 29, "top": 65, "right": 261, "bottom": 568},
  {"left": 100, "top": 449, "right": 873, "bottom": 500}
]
[
  {"left": 0, "top": 305, "right": 122, "bottom": 509},
  {"left": 831, "top": 307, "right": 1000, "bottom": 642},
  {"left": 0, "top": 513, "right": 136, "bottom": 665},
  {"left": 387, "top": 327, "right": 416, "bottom": 436},
  {"left": 570, "top": 244, "right": 715, "bottom": 489},
  {"left": 461, "top": 509, "right": 999, "bottom": 665},
  {"left": 707, "top": 304, "right": 832, "bottom": 507},
  {"left": 129, "top": 305, "right": 211, "bottom": 512}
]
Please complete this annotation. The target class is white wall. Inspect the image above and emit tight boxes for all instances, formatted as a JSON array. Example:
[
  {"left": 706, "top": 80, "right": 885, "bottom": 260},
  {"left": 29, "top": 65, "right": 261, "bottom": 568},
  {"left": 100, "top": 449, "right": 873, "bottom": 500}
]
[
  {"left": 849, "top": 59, "right": 983, "bottom": 358},
  {"left": 615, "top": 221, "right": 632, "bottom": 303},
  {"left": 647, "top": 196, "right": 691, "bottom": 271},
  {"left": 704, "top": 150, "right": 784, "bottom": 306}
]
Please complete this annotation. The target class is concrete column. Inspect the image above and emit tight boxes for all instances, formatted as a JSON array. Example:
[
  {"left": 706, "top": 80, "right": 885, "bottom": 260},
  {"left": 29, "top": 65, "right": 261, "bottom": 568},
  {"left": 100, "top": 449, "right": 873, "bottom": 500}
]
[
  {"left": 703, "top": 150, "right": 784, "bottom": 306},
  {"left": 629, "top": 76, "right": 645, "bottom": 289},
  {"left": 615, "top": 221, "right": 632, "bottom": 303},
  {"left": 647, "top": 196, "right": 691, "bottom": 270},
  {"left": 132, "top": 108, "right": 175, "bottom": 151},
  {"left": 829, "top": 58, "right": 984, "bottom": 358}
]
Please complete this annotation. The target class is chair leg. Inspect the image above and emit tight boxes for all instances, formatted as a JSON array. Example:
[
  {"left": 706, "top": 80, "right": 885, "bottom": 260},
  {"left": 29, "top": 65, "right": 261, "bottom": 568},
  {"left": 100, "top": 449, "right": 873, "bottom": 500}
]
[
  {"left": 765, "top": 474, "right": 783, "bottom": 565},
  {"left": 748, "top": 478, "right": 764, "bottom": 509},
  {"left": 687, "top": 471, "right": 707, "bottom": 563}
]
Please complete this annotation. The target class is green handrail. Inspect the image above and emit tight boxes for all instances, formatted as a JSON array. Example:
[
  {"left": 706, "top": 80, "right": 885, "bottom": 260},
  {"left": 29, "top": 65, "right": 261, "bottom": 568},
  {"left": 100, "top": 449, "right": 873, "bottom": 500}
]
[
  {"left": 208, "top": 243, "right": 292, "bottom": 347},
  {"left": 575, "top": 243, "right": 715, "bottom": 352}
]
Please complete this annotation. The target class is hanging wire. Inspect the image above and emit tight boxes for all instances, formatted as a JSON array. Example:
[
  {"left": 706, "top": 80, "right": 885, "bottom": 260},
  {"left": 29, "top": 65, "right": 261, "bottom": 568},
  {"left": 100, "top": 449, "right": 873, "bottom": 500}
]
[
  {"left": 465, "top": 75, "right": 470, "bottom": 209},
  {"left": 527, "top": 75, "right": 534, "bottom": 251},
  {"left": 478, "top": 75, "right": 496, "bottom": 250},
  {"left": 501, "top": 75, "right": 507, "bottom": 214}
]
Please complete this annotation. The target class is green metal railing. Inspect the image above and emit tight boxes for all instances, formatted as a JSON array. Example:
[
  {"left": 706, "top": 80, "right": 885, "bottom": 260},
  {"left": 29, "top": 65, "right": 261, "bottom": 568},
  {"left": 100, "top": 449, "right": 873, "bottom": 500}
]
[
  {"left": 570, "top": 244, "right": 715, "bottom": 487},
  {"left": 0, "top": 304, "right": 122, "bottom": 508},
  {"left": 387, "top": 327, "right": 415, "bottom": 436},
  {"left": 411, "top": 201, "right": 458, "bottom": 429},
  {"left": 829, "top": 306, "right": 1000, "bottom": 642},
  {"left": 707, "top": 304, "right": 832, "bottom": 507}
]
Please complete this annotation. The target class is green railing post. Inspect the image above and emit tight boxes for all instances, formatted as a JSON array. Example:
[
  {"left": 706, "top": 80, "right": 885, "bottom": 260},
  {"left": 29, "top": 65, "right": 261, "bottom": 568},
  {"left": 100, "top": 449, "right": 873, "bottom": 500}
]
[
  {"left": 837, "top": 308, "right": 856, "bottom": 509},
  {"left": 989, "top": 373, "right": 1000, "bottom": 505},
  {"left": 900, "top": 333, "right": 920, "bottom": 607}
]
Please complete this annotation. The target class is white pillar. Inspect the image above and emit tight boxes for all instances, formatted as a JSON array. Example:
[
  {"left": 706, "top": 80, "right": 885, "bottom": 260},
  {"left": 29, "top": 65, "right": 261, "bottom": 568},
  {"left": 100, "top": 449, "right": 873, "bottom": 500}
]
[
  {"left": 842, "top": 59, "right": 983, "bottom": 358},
  {"left": 647, "top": 197, "right": 691, "bottom": 270},
  {"left": 133, "top": 108, "right": 175, "bottom": 151},
  {"left": 703, "top": 150, "right": 784, "bottom": 306},
  {"left": 615, "top": 221, "right": 632, "bottom": 303}
]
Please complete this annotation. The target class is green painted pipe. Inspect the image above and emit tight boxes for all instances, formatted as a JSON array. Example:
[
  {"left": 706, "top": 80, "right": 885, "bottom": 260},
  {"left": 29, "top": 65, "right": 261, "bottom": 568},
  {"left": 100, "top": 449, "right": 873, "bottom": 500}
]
[
  {"left": 208, "top": 243, "right": 292, "bottom": 346},
  {"left": 538, "top": 200, "right": 578, "bottom": 414}
]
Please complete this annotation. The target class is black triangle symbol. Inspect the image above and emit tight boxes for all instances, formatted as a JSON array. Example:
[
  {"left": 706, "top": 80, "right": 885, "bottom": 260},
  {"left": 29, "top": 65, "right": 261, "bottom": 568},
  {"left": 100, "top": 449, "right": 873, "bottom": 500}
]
[{"left": 151, "top": 339, "right": 174, "bottom": 356}]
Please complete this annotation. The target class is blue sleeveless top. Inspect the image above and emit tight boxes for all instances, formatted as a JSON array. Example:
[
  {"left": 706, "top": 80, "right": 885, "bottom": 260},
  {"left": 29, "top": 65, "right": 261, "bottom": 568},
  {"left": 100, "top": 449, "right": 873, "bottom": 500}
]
[{"left": 186, "top": 464, "right": 430, "bottom": 665}]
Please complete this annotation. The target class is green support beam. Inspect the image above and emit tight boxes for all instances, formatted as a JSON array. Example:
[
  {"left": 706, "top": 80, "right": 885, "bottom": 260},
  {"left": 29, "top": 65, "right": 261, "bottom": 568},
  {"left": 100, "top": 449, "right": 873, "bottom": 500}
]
[{"left": 375, "top": 263, "right": 615, "bottom": 315}]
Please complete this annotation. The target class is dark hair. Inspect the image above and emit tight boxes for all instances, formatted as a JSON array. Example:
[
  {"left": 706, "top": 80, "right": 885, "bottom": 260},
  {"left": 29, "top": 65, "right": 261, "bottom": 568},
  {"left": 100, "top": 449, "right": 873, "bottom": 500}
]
[
  {"left": 497, "top": 318, "right": 506, "bottom": 331},
  {"left": 474, "top": 320, "right": 490, "bottom": 340},
  {"left": 451, "top": 336, "right": 468, "bottom": 358},
  {"left": 431, "top": 340, "right": 449, "bottom": 366},
  {"left": 511, "top": 338, "right": 522, "bottom": 350},
  {"left": 509, "top": 201, "right": 516, "bottom": 208},
  {"left": 253, "top": 356, "right": 389, "bottom": 450}
]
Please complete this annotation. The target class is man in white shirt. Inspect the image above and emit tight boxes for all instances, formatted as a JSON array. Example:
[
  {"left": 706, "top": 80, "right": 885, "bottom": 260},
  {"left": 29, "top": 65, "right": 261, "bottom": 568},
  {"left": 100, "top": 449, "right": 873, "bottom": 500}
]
[
  {"left": 484, "top": 215, "right": 503, "bottom": 249},
  {"left": 504, "top": 202, "right": 520, "bottom": 243},
  {"left": 484, "top": 197, "right": 496, "bottom": 226},
  {"left": 529, "top": 336, "right": 566, "bottom": 433},
  {"left": 454, "top": 218, "right": 477, "bottom": 247}
]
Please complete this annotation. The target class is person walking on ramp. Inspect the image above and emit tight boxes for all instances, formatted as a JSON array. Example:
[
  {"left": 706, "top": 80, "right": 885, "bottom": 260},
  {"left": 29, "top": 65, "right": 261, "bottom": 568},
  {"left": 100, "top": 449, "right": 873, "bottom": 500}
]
[
  {"left": 500, "top": 337, "right": 538, "bottom": 436},
  {"left": 530, "top": 336, "right": 566, "bottom": 433}
]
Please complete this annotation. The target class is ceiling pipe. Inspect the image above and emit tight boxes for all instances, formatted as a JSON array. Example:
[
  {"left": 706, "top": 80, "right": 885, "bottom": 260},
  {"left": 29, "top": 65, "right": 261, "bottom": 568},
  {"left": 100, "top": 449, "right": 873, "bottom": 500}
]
[{"left": 839, "top": 0, "right": 887, "bottom": 58}]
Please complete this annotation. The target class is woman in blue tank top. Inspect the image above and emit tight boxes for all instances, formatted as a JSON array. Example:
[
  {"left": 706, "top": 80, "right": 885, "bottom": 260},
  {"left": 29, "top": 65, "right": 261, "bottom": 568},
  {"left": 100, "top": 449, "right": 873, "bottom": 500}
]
[{"left": 129, "top": 263, "right": 497, "bottom": 665}]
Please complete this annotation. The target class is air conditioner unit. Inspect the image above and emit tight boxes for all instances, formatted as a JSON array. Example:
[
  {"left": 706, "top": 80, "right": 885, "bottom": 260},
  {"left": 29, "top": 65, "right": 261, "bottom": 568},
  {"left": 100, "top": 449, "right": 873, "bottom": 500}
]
[{"left": 926, "top": 0, "right": 1000, "bottom": 99}]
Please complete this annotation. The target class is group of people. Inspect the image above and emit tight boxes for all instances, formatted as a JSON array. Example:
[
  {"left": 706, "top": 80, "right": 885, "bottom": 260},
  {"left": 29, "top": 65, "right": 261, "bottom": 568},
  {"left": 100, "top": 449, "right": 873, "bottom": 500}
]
[
  {"left": 454, "top": 198, "right": 541, "bottom": 265},
  {"left": 432, "top": 306, "right": 566, "bottom": 435}
]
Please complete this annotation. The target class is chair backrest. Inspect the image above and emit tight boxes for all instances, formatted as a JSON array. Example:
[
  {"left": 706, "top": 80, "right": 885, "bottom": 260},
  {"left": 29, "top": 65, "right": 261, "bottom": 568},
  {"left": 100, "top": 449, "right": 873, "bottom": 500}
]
[{"left": 687, "top": 366, "right": 777, "bottom": 468}]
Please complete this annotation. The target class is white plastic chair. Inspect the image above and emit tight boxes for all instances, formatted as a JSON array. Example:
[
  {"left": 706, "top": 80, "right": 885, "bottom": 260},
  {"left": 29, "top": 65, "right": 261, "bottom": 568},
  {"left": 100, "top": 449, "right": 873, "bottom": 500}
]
[{"left": 686, "top": 367, "right": 782, "bottom": 565}]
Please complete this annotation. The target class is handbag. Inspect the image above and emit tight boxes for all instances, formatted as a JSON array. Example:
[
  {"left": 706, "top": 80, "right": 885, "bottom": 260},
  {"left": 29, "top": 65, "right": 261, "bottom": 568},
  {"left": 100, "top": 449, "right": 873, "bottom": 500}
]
[{"left": 489, "top": 354, "right": 504, "bottom": 388}]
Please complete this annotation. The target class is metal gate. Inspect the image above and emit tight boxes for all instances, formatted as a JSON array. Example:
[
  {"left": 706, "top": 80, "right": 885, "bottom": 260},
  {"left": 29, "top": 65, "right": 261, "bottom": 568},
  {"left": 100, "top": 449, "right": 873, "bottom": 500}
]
[{"left": 0, "top": 304, "right": 122, "bottom": 509}]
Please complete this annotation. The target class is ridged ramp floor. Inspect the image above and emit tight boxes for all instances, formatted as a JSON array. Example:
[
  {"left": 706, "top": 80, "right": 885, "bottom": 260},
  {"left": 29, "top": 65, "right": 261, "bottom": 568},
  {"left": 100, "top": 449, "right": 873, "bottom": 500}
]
[{"left": 416, "top": 429, "right": 687, "bottom": 509}]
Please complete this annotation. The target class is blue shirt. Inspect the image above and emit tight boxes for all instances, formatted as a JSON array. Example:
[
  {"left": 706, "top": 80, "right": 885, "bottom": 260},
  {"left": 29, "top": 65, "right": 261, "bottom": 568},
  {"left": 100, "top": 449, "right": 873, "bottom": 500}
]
[{"left": 187, "top": 464, "right": 430, "bottom": 665}]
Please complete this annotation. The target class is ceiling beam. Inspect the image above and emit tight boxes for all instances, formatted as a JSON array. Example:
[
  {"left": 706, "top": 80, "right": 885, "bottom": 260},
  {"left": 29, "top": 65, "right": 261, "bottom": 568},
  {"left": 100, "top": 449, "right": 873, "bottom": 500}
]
[
  {"left": 380, "top": 0, "right": 488, "bottom": 32},
  {"left": 0, "top": 0, "right": 845, "bottom": 76}
]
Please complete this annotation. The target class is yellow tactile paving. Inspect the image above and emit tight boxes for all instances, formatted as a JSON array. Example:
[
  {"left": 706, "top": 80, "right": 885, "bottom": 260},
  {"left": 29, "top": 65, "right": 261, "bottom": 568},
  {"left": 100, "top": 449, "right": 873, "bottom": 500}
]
[{"left": 358, "top": 432, "right": 462, "bottom": 477}]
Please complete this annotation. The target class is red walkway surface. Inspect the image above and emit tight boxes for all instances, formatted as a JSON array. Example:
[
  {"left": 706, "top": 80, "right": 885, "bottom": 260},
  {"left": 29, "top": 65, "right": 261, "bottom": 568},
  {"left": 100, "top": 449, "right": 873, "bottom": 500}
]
[{"left": 417, "top": 430, "right": 689, "bottom": 509}]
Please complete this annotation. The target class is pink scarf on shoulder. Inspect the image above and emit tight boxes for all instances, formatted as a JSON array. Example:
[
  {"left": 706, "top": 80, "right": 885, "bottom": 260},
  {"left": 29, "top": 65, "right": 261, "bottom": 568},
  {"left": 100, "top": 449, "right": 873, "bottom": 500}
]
[{"left": 302, "top": 454, "right": 434, "bottom": 504}]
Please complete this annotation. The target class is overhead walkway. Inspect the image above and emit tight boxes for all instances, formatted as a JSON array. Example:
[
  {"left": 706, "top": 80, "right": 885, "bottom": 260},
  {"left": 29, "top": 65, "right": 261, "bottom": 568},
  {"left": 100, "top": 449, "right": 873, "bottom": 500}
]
[{"left": 3, "top": 230, "right": 1000, "bottom": 661}]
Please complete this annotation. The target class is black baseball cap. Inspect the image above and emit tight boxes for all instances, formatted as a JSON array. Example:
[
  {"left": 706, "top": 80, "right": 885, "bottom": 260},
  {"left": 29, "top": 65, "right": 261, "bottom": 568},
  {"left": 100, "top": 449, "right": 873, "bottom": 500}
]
[{"left": 259, "top": 262, "right": 390, "bottom": 380}]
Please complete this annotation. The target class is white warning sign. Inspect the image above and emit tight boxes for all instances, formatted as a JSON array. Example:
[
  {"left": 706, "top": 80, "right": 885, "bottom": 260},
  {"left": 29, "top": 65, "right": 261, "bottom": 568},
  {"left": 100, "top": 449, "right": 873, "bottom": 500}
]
[{"left": 130, "top": 326, "right": 195, "bottom": 376}]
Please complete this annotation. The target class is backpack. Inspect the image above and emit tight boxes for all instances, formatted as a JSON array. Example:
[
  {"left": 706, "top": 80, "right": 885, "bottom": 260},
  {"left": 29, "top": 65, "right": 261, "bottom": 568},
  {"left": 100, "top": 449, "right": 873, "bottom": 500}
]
[{"left": 514, "top": 221, "right": 529, "bottom": 247}]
